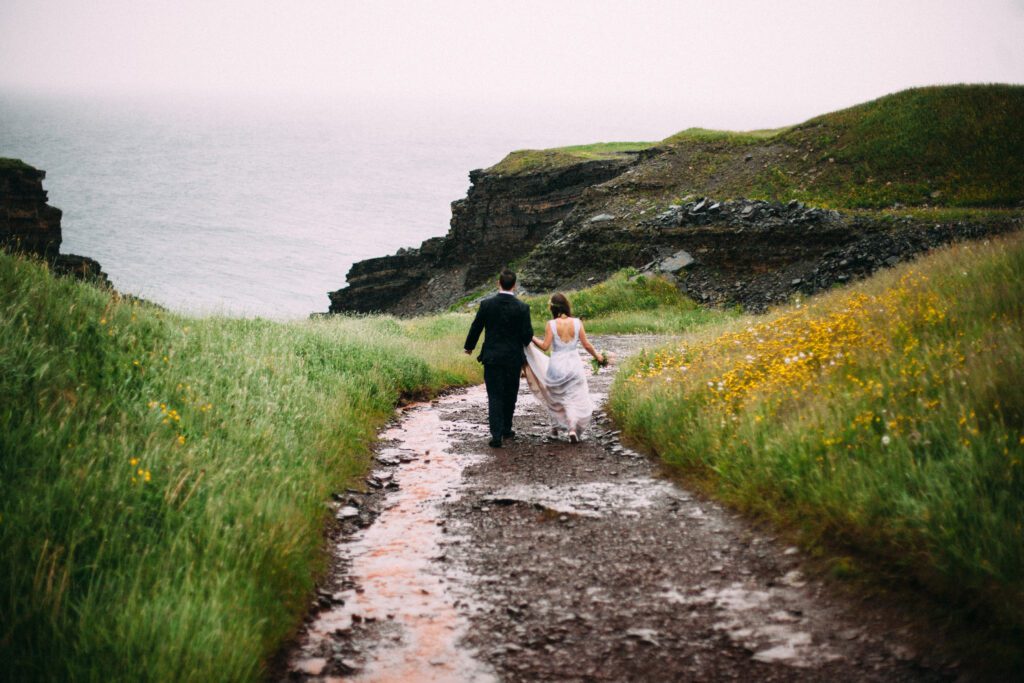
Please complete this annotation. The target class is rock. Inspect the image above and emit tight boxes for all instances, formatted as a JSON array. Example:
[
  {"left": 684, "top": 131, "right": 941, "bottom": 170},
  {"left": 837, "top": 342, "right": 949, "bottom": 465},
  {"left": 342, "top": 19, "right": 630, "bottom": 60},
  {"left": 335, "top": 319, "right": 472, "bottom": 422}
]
[
  {"left": 1, "top": 159, "right": 110, "bottom": 287},
  {"left": 292, "top": 657, "right": 328, "bottom": 676},
  {"left": 589, "top": 213, "right": 615, "bottom": 223},
  {"left": 336, "top": 659, "right": 360, "bottom": 674},
  {"left": 625, "top": 628, "right": 661, "bottom": 646},
  {"left": 337, "top": 506, "right": 360, "bottom": 520},
  {"left": 658, "top": 250, "right": 695, "bottom": 274},
  {"left": 327, "top": 156, "right": 637, "bottom": 315}
]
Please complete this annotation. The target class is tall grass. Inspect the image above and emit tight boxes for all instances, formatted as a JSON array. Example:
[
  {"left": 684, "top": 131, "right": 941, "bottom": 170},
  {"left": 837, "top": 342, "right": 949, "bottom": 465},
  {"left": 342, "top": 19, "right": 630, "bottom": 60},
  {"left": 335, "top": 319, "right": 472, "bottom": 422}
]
[
  {"left": 610, "top": 235, "right": 1024, "bottom": 660},
  {"left": 523, "top": 269, "right": 734, "bottom": 335},
  {"left": 0, "top": 253, "right": 480, "bottom": 682}
]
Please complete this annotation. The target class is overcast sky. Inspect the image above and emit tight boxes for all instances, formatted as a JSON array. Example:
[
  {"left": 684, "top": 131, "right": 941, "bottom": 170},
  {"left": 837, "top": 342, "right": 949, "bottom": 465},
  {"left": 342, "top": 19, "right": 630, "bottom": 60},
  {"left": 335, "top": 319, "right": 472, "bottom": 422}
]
[{"left": 2, "top": 0, "right": 1023, "bottom": 131}]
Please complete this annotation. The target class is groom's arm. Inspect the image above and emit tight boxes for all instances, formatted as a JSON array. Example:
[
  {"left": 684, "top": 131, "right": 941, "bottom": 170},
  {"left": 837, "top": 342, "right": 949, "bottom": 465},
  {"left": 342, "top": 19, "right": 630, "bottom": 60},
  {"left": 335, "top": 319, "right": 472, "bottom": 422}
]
[
  {"left": 519, "top": 302, "right": 534, "bottom": 346},
  {"left": 464, "top": 302, "right": 486, "bottom": 354}
]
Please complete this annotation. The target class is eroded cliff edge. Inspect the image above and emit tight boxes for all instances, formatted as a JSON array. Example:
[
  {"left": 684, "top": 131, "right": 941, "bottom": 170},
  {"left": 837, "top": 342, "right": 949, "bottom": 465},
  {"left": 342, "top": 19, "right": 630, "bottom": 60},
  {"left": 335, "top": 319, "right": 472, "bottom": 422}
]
[
  {"left": 328, "top": 155, "right": 643, "bottom": 316},
  {"left": 326, "top": 85, "right": 1024, "bottom": 315},
  {"left": 0, "top": 158, "right": 109, "bottom": 285}
]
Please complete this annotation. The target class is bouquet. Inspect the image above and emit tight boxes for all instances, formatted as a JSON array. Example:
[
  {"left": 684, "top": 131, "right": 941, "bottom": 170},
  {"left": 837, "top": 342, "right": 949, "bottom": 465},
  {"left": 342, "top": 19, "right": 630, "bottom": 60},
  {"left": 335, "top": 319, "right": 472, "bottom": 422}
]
[{"left": 590, "top": 350, "right": 613, "bottom": 375}]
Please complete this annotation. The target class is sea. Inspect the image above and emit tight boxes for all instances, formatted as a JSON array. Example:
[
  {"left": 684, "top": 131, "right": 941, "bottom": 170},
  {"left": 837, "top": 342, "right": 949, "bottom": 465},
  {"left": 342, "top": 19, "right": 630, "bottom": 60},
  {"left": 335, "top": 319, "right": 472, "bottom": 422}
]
[{"left": 0, "top": 90, "right": 683, "bottom": 318}]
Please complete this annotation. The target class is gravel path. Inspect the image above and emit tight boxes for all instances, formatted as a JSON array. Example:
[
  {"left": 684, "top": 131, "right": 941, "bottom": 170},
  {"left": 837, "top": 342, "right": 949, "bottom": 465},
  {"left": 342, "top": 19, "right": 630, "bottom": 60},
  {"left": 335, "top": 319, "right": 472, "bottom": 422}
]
[{"left": 279, "top": 335, "right": 964, "bottom": 682}]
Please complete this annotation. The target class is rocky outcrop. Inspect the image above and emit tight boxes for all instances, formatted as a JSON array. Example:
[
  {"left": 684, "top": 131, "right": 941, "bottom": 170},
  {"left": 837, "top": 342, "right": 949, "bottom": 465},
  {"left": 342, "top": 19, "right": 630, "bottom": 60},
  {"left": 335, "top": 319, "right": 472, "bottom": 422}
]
[
  {"left": 328, "top": 156, "right": 640, "bottom": 315},
  {"left": 0, "top": 159, "right": 109, "bottom": 286},
  {"left": 521, "top": 197, "right": 1022, "bottom": 312},
  {"left": 325, "top": 86, "right": 1024, "bottom": 317}
]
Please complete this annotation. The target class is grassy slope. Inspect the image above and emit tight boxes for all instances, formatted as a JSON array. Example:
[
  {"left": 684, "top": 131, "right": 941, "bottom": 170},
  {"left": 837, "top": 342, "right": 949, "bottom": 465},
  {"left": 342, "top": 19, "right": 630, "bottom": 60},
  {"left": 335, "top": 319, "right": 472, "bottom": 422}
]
[
  {"left": 769, "top": 84, "right": 1024, "bottom": 207},
  {"left": 485, "top": 141, "right": 654, "bottom": 176},
  {"left": 522, "top": 269, "right": 734, "bottom": 335},
  {"left": 485, "top": 85, "right": 1024, "bottom": 209},
  {"left": 0, "top": 253, "right": 481, "bottom": 682},
  {"left": 610, "top": 235, "right": 1024, "bottom": 663}
]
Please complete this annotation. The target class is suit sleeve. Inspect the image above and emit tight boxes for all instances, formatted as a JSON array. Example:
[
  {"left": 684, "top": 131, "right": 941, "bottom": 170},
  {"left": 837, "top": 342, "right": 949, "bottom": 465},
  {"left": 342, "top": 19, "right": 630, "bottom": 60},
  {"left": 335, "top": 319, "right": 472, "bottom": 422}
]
[
  {"left": 465, "top": 301, "right": 486, "bottom": 352},
  {"left": 519, "top": 302, "right": 534, "bottom": 346}
]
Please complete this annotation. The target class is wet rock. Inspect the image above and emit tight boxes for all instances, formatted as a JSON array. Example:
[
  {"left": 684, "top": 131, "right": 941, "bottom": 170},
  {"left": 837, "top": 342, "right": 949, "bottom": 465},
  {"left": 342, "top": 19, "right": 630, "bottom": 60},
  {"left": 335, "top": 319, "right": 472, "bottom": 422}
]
[
  {"left": 336, "top": 506, "right": 360, "bottom": 520},
  {"left": 335, "top": 658, "right": 360, "bottom": 674},
  {"left": 292, "top": 657, "right": 328, "bottom": 676},
  {"left": 625, "top": 628, "right": 661, "bottom": 646},
  {"left": 589, "top": 213, "right": 615, "bottom": 223}
]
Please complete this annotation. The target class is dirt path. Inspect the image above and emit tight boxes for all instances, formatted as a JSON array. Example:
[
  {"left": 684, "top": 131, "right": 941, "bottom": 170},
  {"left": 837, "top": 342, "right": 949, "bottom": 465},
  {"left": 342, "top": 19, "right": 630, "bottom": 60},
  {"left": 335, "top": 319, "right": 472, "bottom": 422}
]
[{"left": 281, "top": 335, "right": 964, "bottom": 682}]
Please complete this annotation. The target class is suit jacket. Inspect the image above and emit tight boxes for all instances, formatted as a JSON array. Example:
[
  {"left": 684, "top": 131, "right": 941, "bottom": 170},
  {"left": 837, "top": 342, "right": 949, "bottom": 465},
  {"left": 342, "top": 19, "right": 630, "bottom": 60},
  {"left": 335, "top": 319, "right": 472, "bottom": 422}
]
[{"left": 464, "top": 292, "right": 534, "bottom": 366}]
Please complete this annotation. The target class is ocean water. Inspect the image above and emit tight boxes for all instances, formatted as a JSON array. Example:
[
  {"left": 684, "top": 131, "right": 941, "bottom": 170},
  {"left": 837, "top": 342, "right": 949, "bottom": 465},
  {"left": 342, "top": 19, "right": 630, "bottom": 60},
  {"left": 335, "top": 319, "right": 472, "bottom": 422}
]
[{"left": 0, "top": 91, "right": 670, "bottom": 318}]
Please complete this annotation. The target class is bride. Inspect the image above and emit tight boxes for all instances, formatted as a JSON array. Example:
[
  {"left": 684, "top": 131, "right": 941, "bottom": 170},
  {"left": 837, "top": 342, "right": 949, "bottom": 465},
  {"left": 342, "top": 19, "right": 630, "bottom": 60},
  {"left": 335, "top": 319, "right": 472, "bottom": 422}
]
[{"left": 524, "top": 293, "right": 606, "bottom": 443}]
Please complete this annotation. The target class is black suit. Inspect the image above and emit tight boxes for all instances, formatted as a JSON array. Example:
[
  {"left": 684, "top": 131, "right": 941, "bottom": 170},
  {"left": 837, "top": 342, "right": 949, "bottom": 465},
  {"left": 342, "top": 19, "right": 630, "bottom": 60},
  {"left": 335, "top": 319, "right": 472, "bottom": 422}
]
[{"left": 464, "top": 292, "right": 534, "bottom": 441}]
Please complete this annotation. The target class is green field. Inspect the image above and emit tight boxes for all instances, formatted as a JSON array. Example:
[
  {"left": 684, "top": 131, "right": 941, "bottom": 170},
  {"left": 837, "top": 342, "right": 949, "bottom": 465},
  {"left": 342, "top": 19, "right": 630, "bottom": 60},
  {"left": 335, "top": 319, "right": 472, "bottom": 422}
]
[{"left": 610, "top": 234, "right": 1024, "bottom": 663}]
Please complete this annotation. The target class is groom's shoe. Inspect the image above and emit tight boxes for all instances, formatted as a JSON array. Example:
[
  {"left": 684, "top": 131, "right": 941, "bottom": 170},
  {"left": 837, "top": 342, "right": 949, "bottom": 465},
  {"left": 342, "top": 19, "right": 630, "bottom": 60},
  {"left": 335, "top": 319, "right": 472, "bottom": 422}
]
[
  {"left": 488, "top": 437, "right": 503, "bottom": 448},
  {"left": 502, "top": 430, "right": 517, "bottom": 440}
]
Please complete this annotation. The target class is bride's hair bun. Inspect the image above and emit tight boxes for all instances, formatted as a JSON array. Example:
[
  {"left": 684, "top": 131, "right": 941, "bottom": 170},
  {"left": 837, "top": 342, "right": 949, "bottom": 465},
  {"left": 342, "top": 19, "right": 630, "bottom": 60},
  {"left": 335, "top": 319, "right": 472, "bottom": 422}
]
[{"left": 549, "top": 293, "right": 572, "bottom": 318}]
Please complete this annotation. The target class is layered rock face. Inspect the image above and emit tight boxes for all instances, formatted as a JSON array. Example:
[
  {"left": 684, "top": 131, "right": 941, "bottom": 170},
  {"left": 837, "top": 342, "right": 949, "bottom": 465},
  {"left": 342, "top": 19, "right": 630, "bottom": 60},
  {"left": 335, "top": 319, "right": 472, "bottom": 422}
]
[
  {"left": 1, "top": 161, "right": 63, "bottom": 258},
  {"left": 0, "top": 160, "right": 108, "bottom": 285},
  {"left": 328, "top": 157, "right": 639, "bottom": 315},
  {"left": 522, "top": 197, "right": 1023, "bottom": 312}
]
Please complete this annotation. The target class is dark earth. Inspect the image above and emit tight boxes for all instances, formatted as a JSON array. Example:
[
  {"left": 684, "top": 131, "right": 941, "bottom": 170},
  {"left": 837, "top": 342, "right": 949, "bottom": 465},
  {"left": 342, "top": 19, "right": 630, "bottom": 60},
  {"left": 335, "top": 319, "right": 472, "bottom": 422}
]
[{"left": 278, "top": 336, "right": 977, "bottom": 682}]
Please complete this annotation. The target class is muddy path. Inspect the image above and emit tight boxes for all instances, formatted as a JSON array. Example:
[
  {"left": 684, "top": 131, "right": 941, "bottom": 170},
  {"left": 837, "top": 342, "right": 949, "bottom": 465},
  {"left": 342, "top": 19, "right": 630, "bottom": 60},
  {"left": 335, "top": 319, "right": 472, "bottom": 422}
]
[{"left": 280, "top": 335, "right": 966, "bottom": 682}]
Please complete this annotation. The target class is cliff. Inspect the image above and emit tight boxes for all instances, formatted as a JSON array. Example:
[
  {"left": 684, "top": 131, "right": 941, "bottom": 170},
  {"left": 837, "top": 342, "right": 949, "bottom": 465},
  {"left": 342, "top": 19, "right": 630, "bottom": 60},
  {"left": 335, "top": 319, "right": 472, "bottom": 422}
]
[
  {"left": 0, "top": 158, "right": 109, "bottom": 285},
  {"left": 328, "top": 155, "right": 642, "bottom": 315},
  {"left": 327, "top": 84, "right": 1024, "bottom": 315}
]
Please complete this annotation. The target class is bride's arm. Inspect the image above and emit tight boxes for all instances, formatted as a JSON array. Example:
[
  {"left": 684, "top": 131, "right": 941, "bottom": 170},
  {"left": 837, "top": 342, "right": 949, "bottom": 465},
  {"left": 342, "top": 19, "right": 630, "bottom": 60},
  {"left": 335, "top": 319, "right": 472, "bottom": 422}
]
[
  {"left": 532, "top": 323, "right": 553, "bottom": 351},
  {"left": 578, "top": 323, "right": 604, "bottom": 362}
]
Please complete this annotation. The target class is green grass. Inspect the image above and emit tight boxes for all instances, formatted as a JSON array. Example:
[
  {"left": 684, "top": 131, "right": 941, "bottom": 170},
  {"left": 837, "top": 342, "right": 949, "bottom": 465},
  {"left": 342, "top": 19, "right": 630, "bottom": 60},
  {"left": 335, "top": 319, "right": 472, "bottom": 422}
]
[
  {"left": 772, "top": 84, "right": 1024, "bottom": 207},
  {"left": 486, "top": 141, "right": 653, "bottom": 176},
  {"left": 522, "top": 269, "right": 735, "bottom": 335},
  {"left": 0, "top": 253, "right": 481, "bottom": 682},
  {"left": 0, "top": 157, "right": 34, "bottom": 172},
  {"left": 484, "top": 85, "right": 1024, "bottom": 211},
  {"left": 609, "top": 234, "right": 1024, "bottom": 666},
  {"left": 662, "top": 127, "right": 787, "bottom": 145}
]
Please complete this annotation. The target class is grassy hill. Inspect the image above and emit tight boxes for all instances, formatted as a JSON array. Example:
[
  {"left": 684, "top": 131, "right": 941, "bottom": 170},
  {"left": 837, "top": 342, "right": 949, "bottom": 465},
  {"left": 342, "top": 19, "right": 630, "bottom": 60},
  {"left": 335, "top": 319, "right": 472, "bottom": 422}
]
[
  {"left": 610, "top": 233, "right": 1024, "bottom": 666},
  {"left": 0, "top": 253, "right": 482, "bottom": 681},
  {"left": 488, "top": 84, "right": 1024, "bottom": 209}
]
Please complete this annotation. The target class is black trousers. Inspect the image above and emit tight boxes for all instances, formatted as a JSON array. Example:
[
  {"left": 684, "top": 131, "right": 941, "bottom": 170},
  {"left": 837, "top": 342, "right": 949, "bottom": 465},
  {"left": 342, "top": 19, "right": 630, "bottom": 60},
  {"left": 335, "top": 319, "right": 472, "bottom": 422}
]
[{"left": 483, "top": 362, "right": 522, "bottom": 440}]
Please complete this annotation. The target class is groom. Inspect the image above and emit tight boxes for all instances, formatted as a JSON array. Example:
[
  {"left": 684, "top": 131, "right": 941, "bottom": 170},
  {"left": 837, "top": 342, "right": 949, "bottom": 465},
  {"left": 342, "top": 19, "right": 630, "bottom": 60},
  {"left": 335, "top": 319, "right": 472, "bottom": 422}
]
[{"left": 464, "top": 269, "right": 534, "bottom": 448}]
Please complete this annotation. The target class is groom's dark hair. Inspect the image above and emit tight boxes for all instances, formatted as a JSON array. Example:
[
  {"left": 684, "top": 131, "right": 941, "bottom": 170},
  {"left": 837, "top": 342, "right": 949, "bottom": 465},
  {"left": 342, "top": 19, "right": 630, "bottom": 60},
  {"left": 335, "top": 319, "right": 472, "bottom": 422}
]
[{"left": 499, "top": 269, "right": 517, "bottom": 290}]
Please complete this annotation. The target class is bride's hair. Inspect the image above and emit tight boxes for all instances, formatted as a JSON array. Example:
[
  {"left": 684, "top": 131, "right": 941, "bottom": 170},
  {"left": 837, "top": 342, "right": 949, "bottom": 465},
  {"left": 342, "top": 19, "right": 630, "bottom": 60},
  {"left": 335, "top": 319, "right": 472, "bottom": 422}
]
[{"left": 549, "top": 293, "right": 571, "bottom": 318}]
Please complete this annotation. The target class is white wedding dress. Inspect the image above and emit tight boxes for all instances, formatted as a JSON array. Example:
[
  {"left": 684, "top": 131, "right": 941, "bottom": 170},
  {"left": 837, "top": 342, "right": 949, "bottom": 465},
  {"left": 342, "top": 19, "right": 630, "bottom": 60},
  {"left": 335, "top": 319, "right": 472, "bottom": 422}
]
[{"left": 523, "top": 318, "right": 594, "bottom": 436}]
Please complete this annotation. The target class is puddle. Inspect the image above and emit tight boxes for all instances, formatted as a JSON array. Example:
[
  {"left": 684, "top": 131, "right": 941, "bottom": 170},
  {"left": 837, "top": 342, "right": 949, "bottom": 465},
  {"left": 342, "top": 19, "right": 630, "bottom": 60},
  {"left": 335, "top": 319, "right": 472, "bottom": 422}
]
[
  {"left": 293, "top": 386, "right": 497, "bottom": 682},
  {"left": 663, "top": 581, "right": 840, "bottom": 668},
  {"left": 482, "top": 479, "right": 679, "bottom": 518}
]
